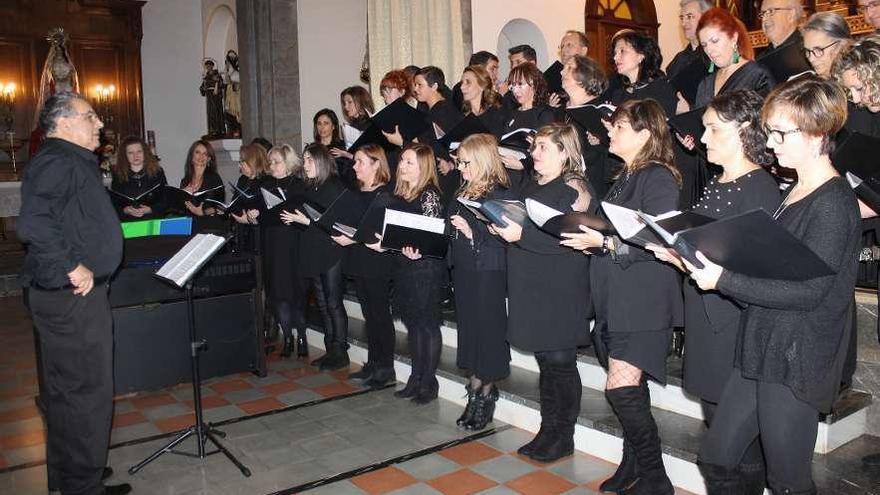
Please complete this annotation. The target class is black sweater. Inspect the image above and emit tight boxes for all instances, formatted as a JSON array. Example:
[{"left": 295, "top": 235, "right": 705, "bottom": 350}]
[{"left": 717, "top": 177, "right": 861, "bottom": 412}]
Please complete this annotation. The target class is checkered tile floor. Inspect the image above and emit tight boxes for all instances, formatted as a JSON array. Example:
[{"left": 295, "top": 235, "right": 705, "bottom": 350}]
[{"left": 0, "top": 295, "right": 700, "bottom": 495}]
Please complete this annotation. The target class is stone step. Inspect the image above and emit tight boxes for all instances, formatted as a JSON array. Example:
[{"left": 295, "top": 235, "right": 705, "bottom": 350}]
[
  {"left": 339, "top": 298, "right": 872, "bottom": 455},
  {"left": 304, "top": 308, "right": 878, "bottom": 494}
]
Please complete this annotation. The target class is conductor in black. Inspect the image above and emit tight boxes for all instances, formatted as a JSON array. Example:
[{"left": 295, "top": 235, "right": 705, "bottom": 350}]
[{"left": 18, "top": 92, "right": 129, "bottom": 495}]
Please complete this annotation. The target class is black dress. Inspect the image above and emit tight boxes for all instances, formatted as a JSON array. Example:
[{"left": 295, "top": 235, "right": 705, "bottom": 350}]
[
  {"left": 683, "top": 169, "right": 780, "bottom": 403},
  {"left": 450, "top": 186, "right": 513, "bottom": 382},
  {"left": 231, "top": 173, "right": 263, "bottom": 253},
  {"left": 501, "top": 105, "right": 558, "bottom": 187},
  {"left": 261, "top": 175, "right": 305, "bottom": 303},
  {"left": 507, "top": 176, "right": 592, "bottom": 352},
  {"left": 420, "top": 99, "right": 464, "bottom": 204},
  {"left": 110, "top": 167, "right": 168, "bottom": 220},
  {"left": 591, "top": 165, "right": 683, "bottom": 382},
  {"left": 694, "top": 61, "right": 775, "bottom": 108},
  {"left": 178, "top": 171, "right": 225, "bottom": 232},
  {"left": 716, "top": 177, "right": 861, "bottom": 413}
]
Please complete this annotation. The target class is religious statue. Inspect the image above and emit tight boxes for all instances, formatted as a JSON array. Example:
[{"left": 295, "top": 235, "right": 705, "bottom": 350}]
[
  {"left": 224, "top": 50, "right": 241, "bottom": 137},
  {"left": 200, "top": 59, "right": 226, "bottom": 137},
  {"left": 30, "top": 28, "right": 80, "bottom": 157}
]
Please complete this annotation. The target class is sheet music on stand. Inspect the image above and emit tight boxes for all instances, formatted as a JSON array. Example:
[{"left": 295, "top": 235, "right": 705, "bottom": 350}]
[{"left": 155, "top": 234, "right": 228, "bottom": 287}]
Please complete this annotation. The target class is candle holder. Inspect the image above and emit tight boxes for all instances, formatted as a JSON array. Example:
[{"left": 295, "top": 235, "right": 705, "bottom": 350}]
[
  {"left": 0, "top": 82, "right": 15, "bottom": 134},
  {"left": 93, "top": 84, "right": 116, "bottom": 127}
]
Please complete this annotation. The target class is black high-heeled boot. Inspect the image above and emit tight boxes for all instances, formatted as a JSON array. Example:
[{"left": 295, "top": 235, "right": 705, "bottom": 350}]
[
  {"left": 607, "top": 385, "right": 674, "bottom": 495},
  {"left": 365, "top": 366, "right": 396, "bottom": 389},
  {"left": 518, "top": 358, "right": 555, "bottom": 457},
  {"left": 466, "top": 385, "right": 498, "bottom": 431},
  {"left": 600, "top": 381, "right": 645, "bottom": 492},
  {"left": 394, "top": 374, "right": 420, "bottom": 398},
  {"left": 530, "top": 362, "right": 579, "bottom": 463},
  {"left": 456, "top": 384, "right": 478, "bottom": 427}
]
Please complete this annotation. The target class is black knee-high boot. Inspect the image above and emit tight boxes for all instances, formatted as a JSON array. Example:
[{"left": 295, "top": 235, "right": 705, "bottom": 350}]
[
  {"left": 518, "top": 356, "right": 556, "bottom": 457},
  {"left": 606, "top": 385, "right": 673, "bottom": 495},
  {"left": 698, "top": 462, "right": 745, "bottom": 494},
  {"left": 413, "top": 328, "right": 441, "bottom": 404},
  {"left": 530, "top": 360, "right": 580, "bottom": 462},
  {"left": 599, "top": 380, "right": 645, "bottom": 492}
]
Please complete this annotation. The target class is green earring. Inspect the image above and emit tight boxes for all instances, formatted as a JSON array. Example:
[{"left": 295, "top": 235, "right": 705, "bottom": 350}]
[
  {"left": 732, "top": 47, "right": 741, "bottom": 65},
  {"left": 708, "top": 61, "right": 716, "bottom": 73}
]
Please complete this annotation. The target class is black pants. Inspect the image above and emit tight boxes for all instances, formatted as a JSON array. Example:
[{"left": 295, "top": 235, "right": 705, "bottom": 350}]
[
  {"left": 354, "top": 275, "right": 394, "bottom": 368},
  {"left": 699, "top": 373, "right": 817, "bottom": 491},
  {"left": 299, "top": 261, "right": 348, "bottom": 349},
  {"left": 30, "top": 285, "right": 113, "bottom": 495}
]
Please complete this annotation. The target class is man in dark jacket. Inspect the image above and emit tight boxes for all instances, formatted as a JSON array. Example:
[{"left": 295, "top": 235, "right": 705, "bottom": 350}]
[{"left": 18, "top": 91, "right": 129, "bottom": 495}]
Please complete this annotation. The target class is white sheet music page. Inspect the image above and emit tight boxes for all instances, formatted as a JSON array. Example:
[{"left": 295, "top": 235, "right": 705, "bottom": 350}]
[
  {"left": 382, "top": 208, "right": 446, "bottom": 235},
  {"left": 261, "top": 188, "right": 284, "bottom": 209},
  {"left": 525, "top": 198, "right": 564, "bottom": 227},
  {"left": 155, "top": 234, "right": 227, "bottom": 287}
]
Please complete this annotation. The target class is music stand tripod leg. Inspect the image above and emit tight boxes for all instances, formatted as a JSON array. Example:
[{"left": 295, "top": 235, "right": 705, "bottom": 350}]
[{"left": 128, "top": 281, "right": 251, "bottom": 477}]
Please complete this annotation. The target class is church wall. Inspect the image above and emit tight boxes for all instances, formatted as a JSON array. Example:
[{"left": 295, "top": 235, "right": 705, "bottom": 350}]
[
  {"left": 296, "top": 0, "right": 368, "bottom": 145},
  {"left": 141, "top": 0, "right": 207, "bottom": 186},
  {"left": 470, "top": 0, "right": 684, "bottom": 78}
]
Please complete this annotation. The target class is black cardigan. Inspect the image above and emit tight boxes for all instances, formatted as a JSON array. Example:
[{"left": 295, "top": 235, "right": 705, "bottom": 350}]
[{"left": 718, "top": 177, "right": 861, "bottom": 412}]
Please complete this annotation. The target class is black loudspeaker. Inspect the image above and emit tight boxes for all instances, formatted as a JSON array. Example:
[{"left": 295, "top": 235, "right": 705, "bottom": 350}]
[{"left": 113, "top": 292, "right": 260, "bottom": 394}]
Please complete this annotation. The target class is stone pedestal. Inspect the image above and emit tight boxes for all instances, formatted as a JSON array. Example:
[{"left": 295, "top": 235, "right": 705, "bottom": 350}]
[{"left": 209, "top": 138, "right": 243, "bottom": 187}]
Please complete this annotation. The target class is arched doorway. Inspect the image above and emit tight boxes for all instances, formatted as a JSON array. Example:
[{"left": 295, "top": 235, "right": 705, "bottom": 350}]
[
  {"left": 496, "top": 19, "right": 549, "bottom": 80},
  {"left": 584, "top": 0, "right": 659, "bottom": 70}
]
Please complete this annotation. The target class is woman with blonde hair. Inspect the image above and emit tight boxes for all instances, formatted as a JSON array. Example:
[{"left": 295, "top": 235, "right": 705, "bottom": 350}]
[
  {"left": 261, "top": 144, "right": 308, "bottom": 357},
  {"left": 492, "top": 123, "right": 594, "bottom": 462},
  {"left": 369, "top": 143, "right": 445, "bottom": 404},
  {"left": 448, "top": 133, "right": 513, "bottom": 430}
]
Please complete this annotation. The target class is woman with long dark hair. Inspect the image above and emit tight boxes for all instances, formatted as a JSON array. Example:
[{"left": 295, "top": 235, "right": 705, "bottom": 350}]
[
  {"left": 560, "top": 99, "right": 683, "bottom": 493},
  {"left": 281, "top": 144, "right": 350, "bottom": 370},
  {"left": 180, "top": 139, "right": 224, "bottom": 217}
]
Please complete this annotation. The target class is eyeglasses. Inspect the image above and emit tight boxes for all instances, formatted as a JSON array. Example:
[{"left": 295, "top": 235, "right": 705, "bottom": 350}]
[
  {"left": 454, "top": 158, "right": 471, "bottom": 167},
  {"left": 757, "top": 7, "right": 794, "bottom": 19},
  {"left": 507, "top": 81, "right": 531, "bottom": 89},
  {"left": 858, "top": 0, "right": 880, "bottom": 13},
  {"left": 803, "top": 40, "right": 840, "bottom": 58},
  {"left": 764, "top": 125, "right": 802, "bottom": 144},
  {"left": 380, "top": 86, "right": 399, "bottom": 94},
  {"left": 678, "top": 13, "right": 697, "bottom": 22}
]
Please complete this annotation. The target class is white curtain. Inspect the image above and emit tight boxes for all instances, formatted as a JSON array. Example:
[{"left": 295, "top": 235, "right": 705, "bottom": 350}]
[{"left": 367, "top": 0, "right": 469, "bottom": 109}]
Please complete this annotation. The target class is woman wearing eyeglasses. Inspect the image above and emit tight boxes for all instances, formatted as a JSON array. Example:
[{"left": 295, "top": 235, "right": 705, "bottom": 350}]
[
  {"left": 447, "top": 133, "right": 513, "bottom": 431},
  {"left": 686, "top": 76, "right": 860, "bottom": 493},
  {"left": 694, "top": 8, "right": 775, "bottom": 108},
  {"left": 801, "top": 12, "right": 852, "bottom": 79}
]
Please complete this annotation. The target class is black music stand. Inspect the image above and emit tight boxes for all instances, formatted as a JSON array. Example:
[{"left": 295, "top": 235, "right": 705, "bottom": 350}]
[{"left": 128, "top": 234, "right": 251, "bottom": 477}]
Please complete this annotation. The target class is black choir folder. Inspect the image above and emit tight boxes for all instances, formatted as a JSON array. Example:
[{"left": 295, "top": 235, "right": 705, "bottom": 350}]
[
  {"left": 258, "top": 187, "right": 327, "bottom": 228},
  {"left": 669, "top": 59, "right": 709, "bottom": 106},
  {"left": 348, "top": 98, "right": 430, "bottom": 152},
  {"left": 525, "top": 198, "right": 612, "bottom": 236},
  {"left": 440, "top": 114, "right": 491, "bottom": 151},
  {"left": 602, "top": 202, "right": 834, "bottom": 280},
  {"left": 164, "top": 184, "right": 224, "bottom": 208},
  {"left": 109, "top": 183, "right": 163, "bottom": 207},
  {"left": 498, "top": 128, "right": 536, "bottom": 160},
  {"left": 565, "top": 103, "right": 615, "bottom": 145},
  {"left": 380, "top": 208, "right": 448, "bottom": 258},
  {"left": 456, "top": 197, "right": 527, "bottom": 228},
  {"left": 834, "top": 130, "right": 880, "bottom": 211}
]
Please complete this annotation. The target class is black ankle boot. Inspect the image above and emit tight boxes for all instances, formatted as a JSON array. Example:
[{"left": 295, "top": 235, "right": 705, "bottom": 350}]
[
  {"left": 280, "top": 333, "right": 293, "bottom": 358},
  {"left": 607, "top": 385, "right": 673, "bottom": 495},
  {"left": 466, "top": 385, "right": 498, "bottom": 431},
  {"left": 698, "top": 461, "right": 745, "bottom": 494},
  {"left": 412, "top": 375, "right": 438, "bottom": 405},
  {"left": 395, "top": 374, "right": 420, "bottom": 398},
  {"left": 349, "top": 362, "right": 375, "bottom": 381},
  {"left": 365, "top": 366, "right": 396, "bottom": 388},
  {"left": 518, "top": 363, "right": 556, "bottom": 457},
  {"left": 456, "top": 384, "right": 478, "bottom": 427},
  {"left": 296, "top": 331, "right": 309, "bottom": 357},
  {"left": 320, "top": 346, "right": 350, "bottom": 371},
  {"left": 769, "top": 482, "right": 817, "bottom": 495},
  {"left": 599, "top": 439, "right": 638, "bottom": 493}
]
